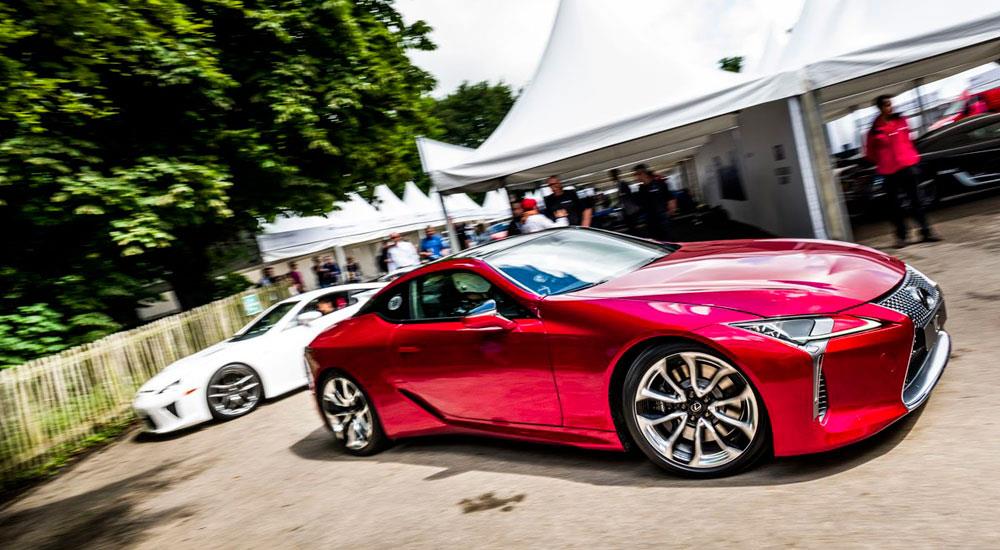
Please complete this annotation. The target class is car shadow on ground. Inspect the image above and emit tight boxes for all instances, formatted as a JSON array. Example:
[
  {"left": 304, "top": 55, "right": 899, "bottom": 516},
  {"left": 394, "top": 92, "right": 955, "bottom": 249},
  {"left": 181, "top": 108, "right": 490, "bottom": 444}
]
[
  {"left": 290, "top": 407, "right": 925, "bottom": 488},
  {"left": 0, "top": 461, "right": 200, "bottom": 548}
]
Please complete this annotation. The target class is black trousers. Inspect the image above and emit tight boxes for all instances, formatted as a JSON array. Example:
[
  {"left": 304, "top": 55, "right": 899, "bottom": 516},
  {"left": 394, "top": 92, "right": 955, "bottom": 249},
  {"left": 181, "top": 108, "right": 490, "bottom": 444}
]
[{"left": 883, "top": 166, "right": 930, "bottom": 240}]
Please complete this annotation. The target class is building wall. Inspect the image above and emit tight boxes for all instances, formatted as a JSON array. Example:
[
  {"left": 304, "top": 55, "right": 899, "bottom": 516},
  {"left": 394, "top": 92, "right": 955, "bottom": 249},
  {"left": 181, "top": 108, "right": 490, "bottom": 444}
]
[{"left": 694, "top": 100, "right": 817, "bottom": 238}]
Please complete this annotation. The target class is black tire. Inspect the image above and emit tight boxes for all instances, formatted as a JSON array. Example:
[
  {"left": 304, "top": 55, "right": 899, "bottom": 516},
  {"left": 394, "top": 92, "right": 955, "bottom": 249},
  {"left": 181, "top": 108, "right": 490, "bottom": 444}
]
[
  {"left": 621, "top": 342, "right": 770, "bottom": 477},
  {"left": 316, "top": 372, "right": 389, "bottom": 456},
  {"left": 207, "top": 363, "right": 263, "bottom": 421}
]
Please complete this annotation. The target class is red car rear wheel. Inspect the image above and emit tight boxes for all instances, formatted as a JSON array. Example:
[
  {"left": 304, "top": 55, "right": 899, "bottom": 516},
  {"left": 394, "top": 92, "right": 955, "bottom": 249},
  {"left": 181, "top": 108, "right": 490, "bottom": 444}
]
[{"left": 318, "top": 373, "right": 389, "bottom": 456}]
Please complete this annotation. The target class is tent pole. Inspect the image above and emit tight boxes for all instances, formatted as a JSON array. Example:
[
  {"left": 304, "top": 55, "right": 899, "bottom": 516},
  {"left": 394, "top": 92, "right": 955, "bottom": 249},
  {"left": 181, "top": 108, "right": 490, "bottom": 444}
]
[
  {"left": 805, "top": 89, "right": 852, "bottom": 242},
  {"left": 438, "top": 191, "right": 463, "bottom": 252},
  {"left": 849, "top": 106, "right": 862, "bottom": 151},
  {"left": 788, "top": 91, "right": 853, "bottom": 242},
  {"left": 684, "top": 159, "right": 701, "bottom": 203},
  {"left": 333, "top": 245, "right": 348, "bottom": 276}
]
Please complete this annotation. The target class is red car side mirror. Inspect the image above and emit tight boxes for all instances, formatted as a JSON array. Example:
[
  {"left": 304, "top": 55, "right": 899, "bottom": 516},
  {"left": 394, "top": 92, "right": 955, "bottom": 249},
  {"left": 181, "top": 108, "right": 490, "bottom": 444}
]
[{"left": 462, "top": 300, "right": 516, "bottom": 332}]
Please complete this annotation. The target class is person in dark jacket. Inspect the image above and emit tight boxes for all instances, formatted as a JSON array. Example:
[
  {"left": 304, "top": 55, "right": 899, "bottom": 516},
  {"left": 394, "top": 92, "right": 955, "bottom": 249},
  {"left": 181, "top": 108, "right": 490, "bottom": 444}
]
[
  {"left": 634, "top": 164, "right": 677, "bottom": 241},
  {"left": 506, "top": 201, "right": 523, "bottom": 236},
  {"left": 865, "top": 94, "right": 940, "bottom": 247},
  {"left": 346, "top": 256, "right": 362, "bottom": 282},
  {"left": 611, "top": 168, "right": 640, "bottom": 235},
  {"left": 543, "top": 176, "right": 593, "bottom": 227}
]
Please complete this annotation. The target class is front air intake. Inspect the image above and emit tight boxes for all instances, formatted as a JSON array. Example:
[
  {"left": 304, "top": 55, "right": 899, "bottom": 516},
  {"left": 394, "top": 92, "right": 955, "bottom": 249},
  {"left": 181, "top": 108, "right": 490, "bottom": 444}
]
[
  {"left": 817, "top": 370, "right": 828, "bottom": 421},
  {"left": 812, "top": 353, "right": 828, "bottom": 422}
]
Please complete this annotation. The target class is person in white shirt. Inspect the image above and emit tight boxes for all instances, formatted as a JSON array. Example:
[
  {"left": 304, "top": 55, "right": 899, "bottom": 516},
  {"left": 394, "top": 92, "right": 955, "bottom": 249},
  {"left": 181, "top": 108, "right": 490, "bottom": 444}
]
[
  {"left": 519, "top": 198, "right": 568, "bottom": 234},
  {"left": 385, "top": 232, "right": 420, "bottom": 272}
]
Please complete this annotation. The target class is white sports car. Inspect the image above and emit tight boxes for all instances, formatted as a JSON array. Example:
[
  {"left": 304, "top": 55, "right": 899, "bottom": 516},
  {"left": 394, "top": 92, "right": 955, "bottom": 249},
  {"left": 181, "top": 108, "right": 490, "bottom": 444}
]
[{"left": 133, "top": 282, "right": 384, "bottom": 433}]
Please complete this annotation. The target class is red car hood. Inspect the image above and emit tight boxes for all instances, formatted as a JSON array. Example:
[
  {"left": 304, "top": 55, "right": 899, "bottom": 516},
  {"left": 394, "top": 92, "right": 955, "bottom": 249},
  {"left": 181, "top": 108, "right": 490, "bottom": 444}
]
[{"left": 577, "top": 239, "right": 905, "bottom": 317}]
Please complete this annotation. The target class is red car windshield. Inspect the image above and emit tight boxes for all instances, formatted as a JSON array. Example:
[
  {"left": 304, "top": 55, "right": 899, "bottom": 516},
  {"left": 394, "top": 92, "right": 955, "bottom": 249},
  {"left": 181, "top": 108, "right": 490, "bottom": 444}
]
[{"left": 476, "top": 229, "right": 669, "bottom": 295}]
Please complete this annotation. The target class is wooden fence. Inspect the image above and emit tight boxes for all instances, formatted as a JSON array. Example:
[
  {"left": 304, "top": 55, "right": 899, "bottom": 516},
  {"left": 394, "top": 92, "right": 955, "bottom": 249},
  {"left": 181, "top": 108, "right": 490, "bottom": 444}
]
[{"left": 0, "top": 286, "right": 290, "bottom": 484}]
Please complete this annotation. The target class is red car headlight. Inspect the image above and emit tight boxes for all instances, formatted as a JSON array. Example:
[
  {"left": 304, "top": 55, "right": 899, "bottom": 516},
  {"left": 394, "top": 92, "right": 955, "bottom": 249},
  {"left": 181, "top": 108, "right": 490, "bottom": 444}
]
[{"left": 731, "top": 315, "right": 882, "bottom": 346}]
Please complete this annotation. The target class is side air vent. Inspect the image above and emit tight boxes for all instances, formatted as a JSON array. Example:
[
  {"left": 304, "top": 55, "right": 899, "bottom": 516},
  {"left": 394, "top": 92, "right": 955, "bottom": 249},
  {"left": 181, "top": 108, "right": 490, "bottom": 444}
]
[{"left": 397, "top": 388, "right": 446, "bottom": 421}]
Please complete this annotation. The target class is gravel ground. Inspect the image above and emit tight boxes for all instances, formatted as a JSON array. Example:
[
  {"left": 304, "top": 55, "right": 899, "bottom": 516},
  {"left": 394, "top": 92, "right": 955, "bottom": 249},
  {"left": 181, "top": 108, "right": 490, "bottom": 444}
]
[{"left": 3, "top": 194, "right": 1000, "bottom": 549}]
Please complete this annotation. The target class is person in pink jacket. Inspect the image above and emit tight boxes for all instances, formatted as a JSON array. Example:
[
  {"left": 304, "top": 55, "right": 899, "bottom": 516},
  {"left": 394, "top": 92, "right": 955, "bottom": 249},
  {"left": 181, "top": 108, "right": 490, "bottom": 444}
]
[{"left": 865, "top": 94, "right": 941, "bottom": 247}]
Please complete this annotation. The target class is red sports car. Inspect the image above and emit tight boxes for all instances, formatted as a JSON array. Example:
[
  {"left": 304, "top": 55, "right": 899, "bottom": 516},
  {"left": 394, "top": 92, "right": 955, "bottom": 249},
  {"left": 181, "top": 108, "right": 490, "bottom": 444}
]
[{"left": 305, "top": 228, "right": 949, "bottom": 477}]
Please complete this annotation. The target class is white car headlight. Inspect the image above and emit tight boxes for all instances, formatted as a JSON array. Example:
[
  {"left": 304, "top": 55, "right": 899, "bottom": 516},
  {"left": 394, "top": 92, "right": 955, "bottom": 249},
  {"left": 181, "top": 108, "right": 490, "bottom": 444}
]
[
  {"left": 732, "top": 316, "right": 881, "bottom": 346},
  {"left": 158, "top": 379, "right": 182, "bottom": 394}
]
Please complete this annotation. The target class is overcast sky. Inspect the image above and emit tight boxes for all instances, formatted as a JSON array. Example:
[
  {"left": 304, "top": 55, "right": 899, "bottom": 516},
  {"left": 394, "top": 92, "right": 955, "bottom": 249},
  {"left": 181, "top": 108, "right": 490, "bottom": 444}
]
[{"left": 396, "top": 0, "right": 806, "bottom": 97}]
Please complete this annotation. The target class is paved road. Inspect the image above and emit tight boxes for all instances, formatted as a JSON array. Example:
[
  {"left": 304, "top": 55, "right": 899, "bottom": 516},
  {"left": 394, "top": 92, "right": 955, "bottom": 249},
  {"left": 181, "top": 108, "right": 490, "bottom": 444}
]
[{"left": 3, "top": 196, "right": 1000, "bottom": 548}]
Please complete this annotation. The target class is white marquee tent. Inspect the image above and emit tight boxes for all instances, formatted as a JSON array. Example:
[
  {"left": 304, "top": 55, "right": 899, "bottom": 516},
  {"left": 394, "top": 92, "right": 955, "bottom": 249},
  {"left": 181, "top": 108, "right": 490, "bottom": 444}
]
[
  {"left": 401, "top": 180, "right": 441, "bottom": 223},
  {"left": 422, "top": 0, "right": 1000, "bottom": 240},
  {"left": 256, "top": 184, "right": 495, "bottom": 263}
]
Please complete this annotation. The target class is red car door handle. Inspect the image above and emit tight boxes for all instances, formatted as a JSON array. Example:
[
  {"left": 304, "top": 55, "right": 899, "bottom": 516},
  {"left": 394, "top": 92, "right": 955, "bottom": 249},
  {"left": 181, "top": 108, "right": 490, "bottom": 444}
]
[{"left": 397, "top": 346, "right": 421, "bottom": 354}]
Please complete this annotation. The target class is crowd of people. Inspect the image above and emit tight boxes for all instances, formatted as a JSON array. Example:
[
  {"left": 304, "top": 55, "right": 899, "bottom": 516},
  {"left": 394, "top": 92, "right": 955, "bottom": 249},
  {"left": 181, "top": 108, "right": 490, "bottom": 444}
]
[
  {"left": 257, "top": 165, "right": 694, "bottom": 287},
  {"left": 257, "top": 255, "right": 362, "bottom": 294},
  {"left": 375, "top": 229, "right": 435, "bottom": 273},
  {"left": 253, "top": 93, "right": 948, "bottom": 290},
  {"left": 505, "top": 165, "right": 687, "bottom": 241}
]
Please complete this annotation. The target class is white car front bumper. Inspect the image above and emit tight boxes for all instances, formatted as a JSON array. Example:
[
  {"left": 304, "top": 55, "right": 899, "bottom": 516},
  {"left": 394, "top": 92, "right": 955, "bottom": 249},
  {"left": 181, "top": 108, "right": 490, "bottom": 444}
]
[{"left": 133, "top": 387, "right": 212, "bottom": 434}]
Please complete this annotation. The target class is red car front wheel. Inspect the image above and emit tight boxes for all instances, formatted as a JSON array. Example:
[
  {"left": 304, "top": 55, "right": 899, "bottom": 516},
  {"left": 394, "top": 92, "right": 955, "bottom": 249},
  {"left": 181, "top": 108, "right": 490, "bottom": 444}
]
[{"left": 623, "top": 343, "right": 770, "bottom": 477}]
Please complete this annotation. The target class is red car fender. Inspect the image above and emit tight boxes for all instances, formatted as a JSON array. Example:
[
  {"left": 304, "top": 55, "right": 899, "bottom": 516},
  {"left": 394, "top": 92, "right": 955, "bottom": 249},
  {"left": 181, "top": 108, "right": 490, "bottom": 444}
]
[{"left": 539, "top": 294, "right": 761, "bottom": 432}]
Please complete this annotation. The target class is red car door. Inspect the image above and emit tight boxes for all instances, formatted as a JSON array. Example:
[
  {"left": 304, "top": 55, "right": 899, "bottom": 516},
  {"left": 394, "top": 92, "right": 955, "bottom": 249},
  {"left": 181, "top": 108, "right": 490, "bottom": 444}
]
[{"left": 389, "top": 269, "right": 562, "bottom": 426}]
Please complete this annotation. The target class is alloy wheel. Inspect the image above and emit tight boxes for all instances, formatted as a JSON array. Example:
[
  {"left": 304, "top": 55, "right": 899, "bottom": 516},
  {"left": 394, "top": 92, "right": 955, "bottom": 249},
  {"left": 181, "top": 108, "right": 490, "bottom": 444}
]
[
  {"left": 321, "top": 377, "right": 374, "bottom": 450},
  {"left": 207, "top": 365, "right": 262, "bottom": 417},
  {"left": 633, "top": 352, "right": 759, "bottom": 470}
]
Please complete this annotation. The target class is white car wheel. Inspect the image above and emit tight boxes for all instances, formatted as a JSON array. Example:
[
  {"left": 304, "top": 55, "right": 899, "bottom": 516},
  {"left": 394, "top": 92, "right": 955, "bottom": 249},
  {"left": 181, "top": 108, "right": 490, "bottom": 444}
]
[{"left": 207, "top": 364, "right": 262, "bottom": 420}]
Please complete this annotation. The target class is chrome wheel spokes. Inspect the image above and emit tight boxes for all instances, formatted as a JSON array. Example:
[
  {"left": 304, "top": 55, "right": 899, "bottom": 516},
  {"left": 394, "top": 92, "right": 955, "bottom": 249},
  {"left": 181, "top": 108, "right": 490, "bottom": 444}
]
[
  {"left": 208, "top": 366, "right": 261, "bottom": 416},
  {"left": 634, "top": 352, "right": 758, "bottom": 469},
  {"left": 322, "top": 377, "right": 373, "bottom": 450}
]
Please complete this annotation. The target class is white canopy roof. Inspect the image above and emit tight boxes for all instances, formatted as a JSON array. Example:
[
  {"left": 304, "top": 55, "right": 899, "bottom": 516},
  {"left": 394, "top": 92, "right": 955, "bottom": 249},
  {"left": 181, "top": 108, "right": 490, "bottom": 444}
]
[
  {"left": 425, "top": 0, "right": 1000, "bottom": 193},
  {"left": 745, "top": 22, "right": 789, "bottom": 77},
  {"left": 441, "top": 191, "right": 487, "bottom": 218},
  {"left": 373, "top": 184, "right": 410, "bottom": 219},
  {"left": 782, "top": 0, "right": 1000, "bottom": 117},
  {"left": 401, "top": 180, "right": 441, "bottom": 223},
  {"left": 416, "top": 137, "right": 475, "bottom": 173},
  {"left": 480, "top": 188, "right": 512, "bottom": 219},
  {"left": 256, "top": 185, "right": 490, "bottom": 262}
]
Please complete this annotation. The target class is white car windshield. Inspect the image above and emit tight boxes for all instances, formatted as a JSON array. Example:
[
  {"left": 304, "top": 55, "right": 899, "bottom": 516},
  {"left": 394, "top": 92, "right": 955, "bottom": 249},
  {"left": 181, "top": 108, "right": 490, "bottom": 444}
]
[{"left": 231, "top": 302, "right": 297, "bottom": 341}]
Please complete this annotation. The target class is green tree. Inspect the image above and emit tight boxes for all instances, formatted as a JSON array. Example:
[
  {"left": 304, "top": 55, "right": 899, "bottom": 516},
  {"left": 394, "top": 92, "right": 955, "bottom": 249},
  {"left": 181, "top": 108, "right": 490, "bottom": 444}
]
[
  {"left": 719, "top": 56, "right": 744, "bottom": 73},
  {"left": 431, "top": 81, "right": 516, "bottom": 148},
  {"left": 0, "top": 0, "right": 436, "bottom": 365}
]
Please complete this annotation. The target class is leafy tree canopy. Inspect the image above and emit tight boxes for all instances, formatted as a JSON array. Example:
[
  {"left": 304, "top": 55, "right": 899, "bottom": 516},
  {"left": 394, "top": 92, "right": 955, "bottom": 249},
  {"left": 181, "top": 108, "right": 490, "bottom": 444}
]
[
  {"left": 431, "top": 81, "right": 516, "bottom": 148},
  {"left": 719, "top": 56, "right": 744, "bottom": 73},
  {"left": 0, "top": 0, "right": 436, "bottom": 365}
]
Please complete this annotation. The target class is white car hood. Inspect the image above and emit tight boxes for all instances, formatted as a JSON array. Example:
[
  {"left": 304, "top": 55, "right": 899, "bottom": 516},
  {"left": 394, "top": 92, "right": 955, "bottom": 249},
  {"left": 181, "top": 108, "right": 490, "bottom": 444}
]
[{"left": 137, "top": 339, "right": 246, "bottom": 392}]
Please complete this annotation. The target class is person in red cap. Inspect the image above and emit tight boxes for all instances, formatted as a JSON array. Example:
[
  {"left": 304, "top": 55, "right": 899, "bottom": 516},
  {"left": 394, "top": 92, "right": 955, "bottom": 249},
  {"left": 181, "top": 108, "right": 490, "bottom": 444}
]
[{"left": 520, "top": 197, "right": 567, "bottom": 233}]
